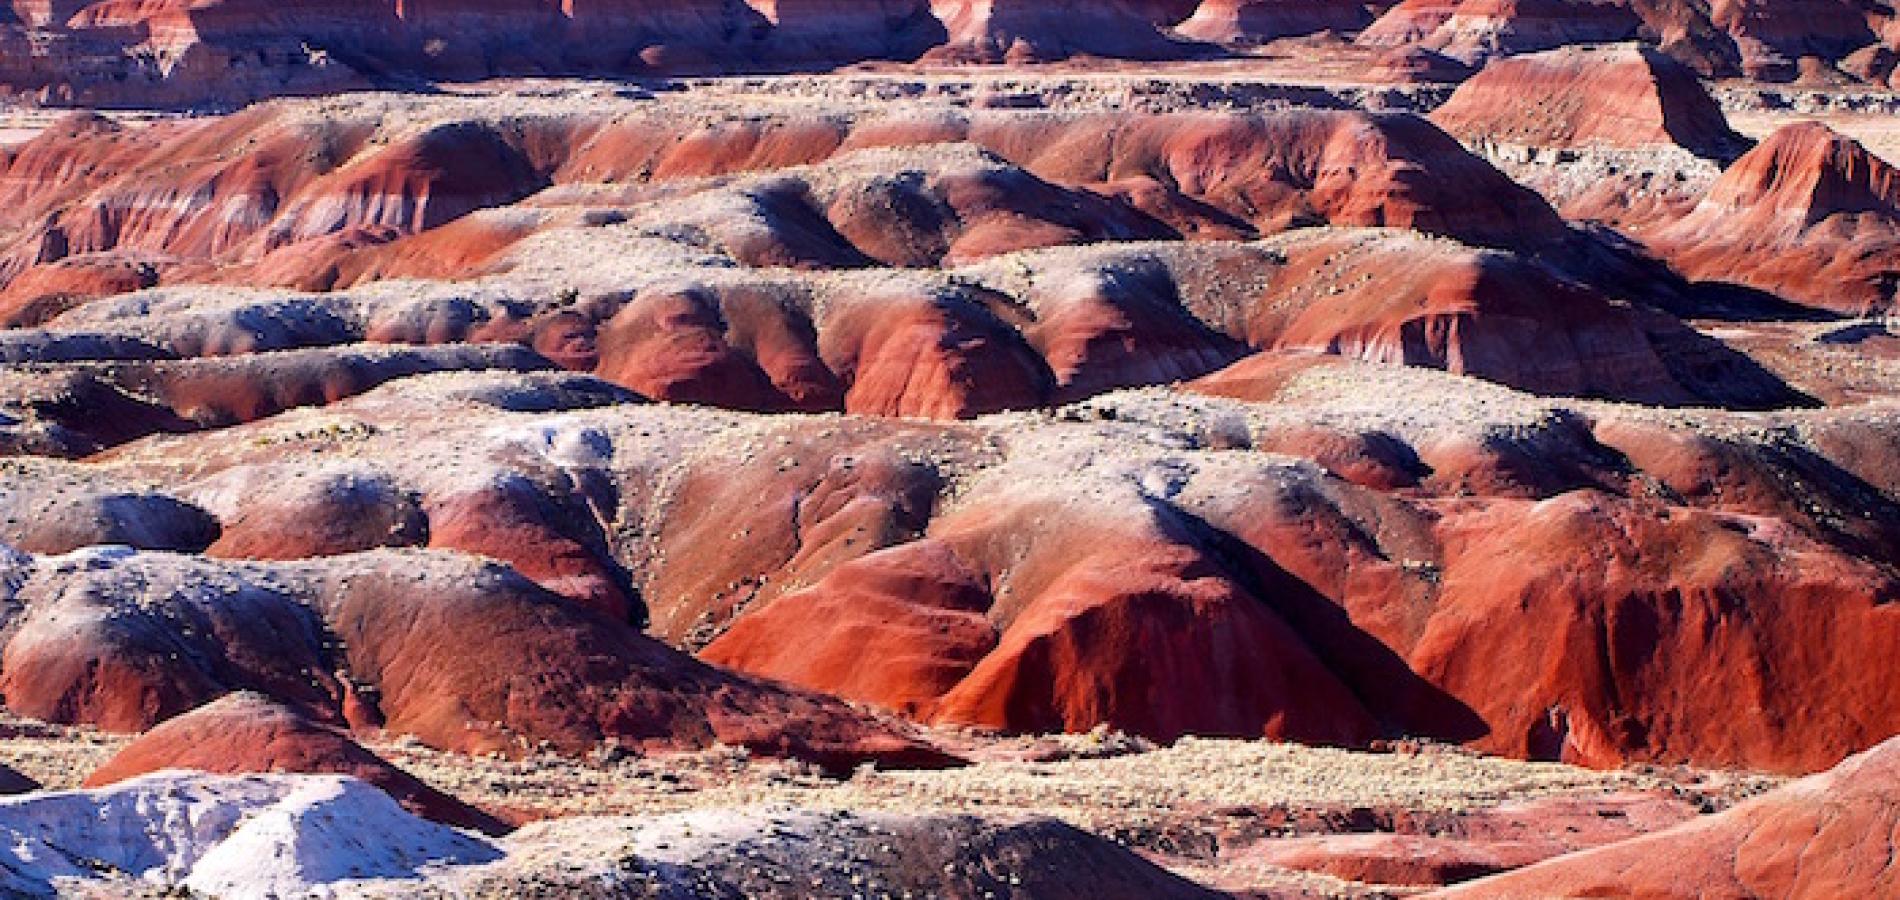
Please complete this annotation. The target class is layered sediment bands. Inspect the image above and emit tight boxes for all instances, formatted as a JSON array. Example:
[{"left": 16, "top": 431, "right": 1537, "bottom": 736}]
[
  {"left": 0, "top": 0, "right": 1200, "bottom": 108},
  {"left": 5, "top": 100, "right": 1745, "bottom": 424},
  {"left": 1432, "top": 43, "right": 1745, "bottom": 158},
  {"left": 83, "top": 692, "right": 510, "bottom": 835},
  {"left": 0, "top": 236, "right": 1794, "bottom": 442},
  {"left": 43, "top": 365, "right": 1900, "bottom": 772},
  {"left": 1358, "top": 0, "right": 1891, "bottom": 79},
  {"left": 921, "top": 0, "right": 1198, "bottom": 63},
  {"left": 1641, "top": 122, "right": 1900, "bottom": 315},
  {"left": 0, "top": 104, "right": 1565, "bottom": 296},
  {"left": 1176, "top": 0, "right": 1382, "bottom": 44},
  {"left": 1358, "top": 0, "right": 1644, "bottom": 65},
  {"left": 0, "top": 0, "right": 1896, "bottom": 108},
  {"left": 1433, "top": 735, "right": 1900, "bottom": 898},
  {"left": 1707, "top": 0, "right": 1884, "bottom": 80},
  {"left": 0, "top": 542, "right": 954, "bottom": 769}
]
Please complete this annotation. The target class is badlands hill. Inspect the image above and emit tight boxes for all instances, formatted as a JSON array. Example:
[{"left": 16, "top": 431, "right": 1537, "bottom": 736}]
[
  {"left": 1432, "top": 43, "right": 1745, "bottom": 159},
  {"left": 0, "top": 0, "right": 1895, "bottom": 105},
  {"left": 0, "top": 9, "right": 1896, "bottom": 897}
]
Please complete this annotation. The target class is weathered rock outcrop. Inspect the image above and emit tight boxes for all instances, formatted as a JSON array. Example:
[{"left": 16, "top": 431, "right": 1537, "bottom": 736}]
[
  {"left": 1358, "top": 0, "right": 1645, "bottom": 65},
  {"left": 0, "top": 772, "right": 1219, "bottom": 898},
  {"left": 0, "top": 544, "right": 955, "bottom": 770},
  {"left": 1432, "top": 43, "right": 1745, "bottom": 158},
  {"left": 9, "top": 358, "right": 1898, "bottom": 772},
  {"left": 922, "top": 0, "right": 1193, "bottom": 63},
  {"left": 1643, "top": 122, "right": 1900, "bottom": 314},
  {"left": 1176, "top": 0, "right": 1380, "bottom": 44},
  {"left": 84, "top": 692, "right": 508, "bottom": 834},
  {"left": 1360, "top": 0, "right": 1891, "bottom": 79},
  {"left": 0, "top": 773, "right": 504, "bottom": 898},
  {"left": 1434, "top": 735, "right": 1900, "bottom": 898}
]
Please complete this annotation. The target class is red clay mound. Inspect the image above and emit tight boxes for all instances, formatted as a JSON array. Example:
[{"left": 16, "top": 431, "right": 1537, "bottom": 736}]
[
  {"left": 242, "top": 213, "right": 539, "bottom": 292},
  {"left": 1433, "top": 734, "right": 1900, "bottom": 898},
  {"left": 1366, "top": 46, "right": 1474, "bottom": 83},
  {"left": 83, "top": 692, "right": 508, "bottom": 835},
  {"left": 965, "top": 110, "right": 1569, "bottom": 248},
  {"left": 1007, "top": 253, "right": 1244, "bottom": 401},
  {"left": 0, "top": 107, "right": 378, "bottom": 270},
  {"left": 0, "top": 110, "right": 545, "bottom": 296},
  {"left": 922, "top": 0, "right": 1192, "bottom": 63},
  {"left": 704, "top": 466, "right": 1379, "bottom": 746},
  {"left": 1708, "top": 0, "right": 1881, "bottom": 80},
  {"left": 422, "top": 475, "right": 639, "bottom": 623},
  {"left": 1432, "top": 43, "right": 1744, "bottom": 158},
  {"left": 260, "top": 121, "right": 545, "bottom": 251},
  {"left": 590, "top": 280, "right": 1052, "bottom": 418},
  {"left": 1408, "top": 491, "right": 1900, "bottom": 771},
  {"left": 131, "top": 345, "right": 553, "bottom": 427},
  {"left": 1644, "top": 121, "right": 1900, "bottom": 314},
  {"left": 1251, "top": 791, "right": 1697, "bottom": 887},
  {"left": 0, "top": 473, "right": 219, "bottom": 555},
  {"left": 642, "top": 417, "right": 964, "bottom": 645},
  {"left": 0, "top": 547, "right": 956, "bottom": 771},
  {"left": 751, "top": 0, "right": 947, "bottom": 64},
  {"left": 592, "top": 284, "right": 839, "bottom": 412},
  {"left": 1243, "top": 230, "right": 1692, "bottom": 403},
  {"left": 202, "top": 467, "right": 428, "bottom": 560},
  {"left": 1175, "top": 0, "right": 1378, "bottom": 44},
  {"left": 0, "top": 253, "right": 160, "bottom": 328},
  {"left": 1359, "top": 0, "right": 1643, "bottom": 64},
  {"left": 1177, "top": 368, "right": 1899, "bottom": 771}
]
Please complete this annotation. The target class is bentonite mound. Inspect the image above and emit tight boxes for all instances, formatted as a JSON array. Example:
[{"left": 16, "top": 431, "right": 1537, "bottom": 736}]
[
  {"left": 0, "top": 772, "right": 1217, "bottom": 898},
  {"left": 0, "top": 773, "right": 497, "bottom": 898},
  {"left": 1357, "top": 0, "right": 1890, "bottom": 79},
  {"left": 1357, "top": 0, "right": 1645, "bottom": 65},
  {"left": 1642, "top": 121, "right": 1900, "bottom": 315},
  {"left": 83, "top": 692, "right": 509, "bottom": 835},
  {"left": 1431, "top": 734, "right": 1900, "bottom": 898},
  {"left": 0, "top": 540, "right": 957, "bottom": 771},
  {"left": 923, "top": 0, "right": 1199, "bottom": 63},
  {"left": 30, "top": 361, "right": 1893, "bottom": 774},
  {"left": 455, "top": 807, "right": 1226, "bottom": 899},
  {"left": 1, "top": 9, "right": 1899, "bottom": 896},
  {"left": 1432, "top": 42, "right": 1747, "bottom": 159},
  {"left": 1175, "top": 0, "right": 1382, "bottom": 44}
]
